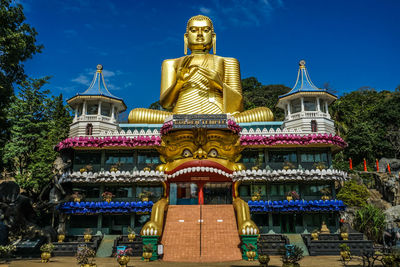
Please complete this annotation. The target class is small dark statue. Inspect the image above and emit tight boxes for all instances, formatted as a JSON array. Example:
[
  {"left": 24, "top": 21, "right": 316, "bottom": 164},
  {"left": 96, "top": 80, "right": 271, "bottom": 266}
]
[{"left": 0, "top": 181, "right": 56, "bottom": 244}]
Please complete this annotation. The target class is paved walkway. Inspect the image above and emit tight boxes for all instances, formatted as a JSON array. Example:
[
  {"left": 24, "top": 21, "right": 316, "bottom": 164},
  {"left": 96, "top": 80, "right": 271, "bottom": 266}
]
[{"left": 5, "top": 256, "right": 384, "bottom": 267}]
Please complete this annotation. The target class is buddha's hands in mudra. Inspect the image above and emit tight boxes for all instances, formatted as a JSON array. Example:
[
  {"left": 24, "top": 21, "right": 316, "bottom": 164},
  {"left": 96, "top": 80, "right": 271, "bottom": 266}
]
[
  {"left": 197, "top": 65, "right": 223, "bottom": 91},
  {"left": 176, "top": 56, "right": 197, "bottom": 83}
]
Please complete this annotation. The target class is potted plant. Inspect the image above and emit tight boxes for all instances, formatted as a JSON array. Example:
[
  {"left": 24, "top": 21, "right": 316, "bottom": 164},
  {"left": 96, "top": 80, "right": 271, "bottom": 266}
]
[
  {"left": 283, "top": 161, "right": 295, "bottom": 170},
  {"left": 127, "top": 226, "right": 136, "bottom": 242},
  {"left": 0, "top": 245, "right": 16, "bottom": 263},
  {"left": 311, "top": 229, "right": 319, "bottom": 240},
  {"left": 339, "top": 243, "right": 351, "bottom": 265},
  {"left": 83, "top": 228, "right": 92, "bottom": 242},
  {"left": 116, "top": 247, "right": 133, "bottom": 267},
  {"left": 40, "top": 243, "right": 55, "bottom": 263},
  {"left": 281, "top": 245, "right": 303, "bottom": 267},
  {"left": 251, "top": 191, "right": 261, "bottom": 201},
  {"left": 142, "top": 243, "right": 153, "bottom": 262},
  {"left": 314, "top": 162, "right": 327, "bottom": 170},
  {"left": 320, "top": 187, "right": 331, "bottom": 201},
  {"left": 102, "top": 191, "right": 114, "bottom": 203},
  {"left": 245, "top": 243, "right": 257, "bottom": 261},
  {"left": 76, "top": 246, "right": 96, "bottom": 267},
  {"left": 258, "top": 254, "right": 270, "bottom": 266},
  {"left": 110, "top": 162, "right": 121, "bottom": 172},
  {"left": 71, "top": 191, "right": 83, "bottom": 202},
  {"left": 58, "top": 231, "right": 66, "bottom": 243},
  {"left": 139, "top": 190, "right": 152, "bottom": 202},
  {"left": 286, "top": 191, "right": 299, "bottom": 202},
  {"left": 340, "top": 225, "right": 349, "bottom": 240}
]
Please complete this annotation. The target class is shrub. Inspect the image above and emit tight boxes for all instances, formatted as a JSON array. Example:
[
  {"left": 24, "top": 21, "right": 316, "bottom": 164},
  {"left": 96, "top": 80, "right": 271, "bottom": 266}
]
[
  {"left": 353, "top": 204, "right": 386, "bottom": 243},
  {"left": 337, "top": 179, "right": 369, "bottom": 207}
]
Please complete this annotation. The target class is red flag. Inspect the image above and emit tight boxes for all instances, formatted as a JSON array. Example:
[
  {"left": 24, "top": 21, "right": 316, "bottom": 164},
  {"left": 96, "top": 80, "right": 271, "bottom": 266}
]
[
  {"left": 363, "top": 159, "right": 367, "bottom": 172},
  {"left": 376, "top": 159, "right": 379, "bottom": 172},
  {"left": 349, "top": 158, "right": 353, "bottom": 170}
]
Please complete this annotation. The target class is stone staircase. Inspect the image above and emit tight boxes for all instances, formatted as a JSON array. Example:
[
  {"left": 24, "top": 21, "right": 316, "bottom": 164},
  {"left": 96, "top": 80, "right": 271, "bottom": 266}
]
[
  {"left": 96, "top": 234, "right": 119, "bottom": 257},
  {"left": 285, "top": 234, "right": 309, "bottom": 256},
  {"left": 161, "top": 205, "right": 242, "bottom": 262}
]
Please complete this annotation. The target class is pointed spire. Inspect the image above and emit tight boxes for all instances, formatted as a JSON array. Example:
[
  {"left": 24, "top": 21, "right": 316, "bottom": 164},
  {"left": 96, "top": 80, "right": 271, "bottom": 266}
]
[
  {"left": 79, "top": 64, "right": 122, "bottom": 100},
  {"left": 292, "top": 60, "right": 319, "bottom": 91}
]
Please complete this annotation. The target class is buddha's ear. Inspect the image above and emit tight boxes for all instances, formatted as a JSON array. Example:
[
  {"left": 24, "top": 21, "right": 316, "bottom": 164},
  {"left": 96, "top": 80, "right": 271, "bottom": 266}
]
[
  {"left": 212, "top": 33, "right": 216, "bottom": 55},
  {"left": 184, "top": 34, "right": 188, "bottom": 55}
]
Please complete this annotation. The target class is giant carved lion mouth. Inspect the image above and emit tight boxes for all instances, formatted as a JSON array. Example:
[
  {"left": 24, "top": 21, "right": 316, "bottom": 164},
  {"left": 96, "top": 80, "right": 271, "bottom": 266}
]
[{"left": 165, "top": 160, "right": 233, "bottom": 179}]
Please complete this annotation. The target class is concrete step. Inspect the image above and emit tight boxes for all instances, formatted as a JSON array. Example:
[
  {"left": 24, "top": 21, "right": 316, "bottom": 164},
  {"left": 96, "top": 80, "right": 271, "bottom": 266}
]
[
  {"left": 96, "top": 234, "right": 119, "bottom": 257},
  {"left": 161, "top": 205, "right": 242, "bottom": 262},
  {"left": 285, "top": 233, "right": 309, "bottom": 256}
]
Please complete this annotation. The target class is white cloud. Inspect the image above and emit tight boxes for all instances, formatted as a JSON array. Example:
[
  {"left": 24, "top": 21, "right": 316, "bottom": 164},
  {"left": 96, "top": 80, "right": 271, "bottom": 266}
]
[
  {"left": 196, "top": 0, "right": 283, "bottom": 28},
  {"left": 71, "top": 74, "right": 90, "bottom": 85},
  {"left": 199, "top": 7, "right": 212, "bottom": 15},
  {"left": 102, "top": 70, "right": 115, "bottom": 78}
]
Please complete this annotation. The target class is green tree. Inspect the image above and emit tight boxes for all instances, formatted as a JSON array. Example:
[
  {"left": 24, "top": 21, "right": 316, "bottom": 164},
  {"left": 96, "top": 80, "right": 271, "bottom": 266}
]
[
  {"left": 0, "top": 0, "right": 43, "bottom": 171},
  {"left": 4, "top": 78, "right": 71, "bottom": 197},
  {"left": 336, "top": 179, "right": 370, "bottom": 207},
  {"left": 353, "top": 204, "right": 386, "bottom": 243},
  {"left": 242, "top": 77, "right": 290, "bottom": 121}
]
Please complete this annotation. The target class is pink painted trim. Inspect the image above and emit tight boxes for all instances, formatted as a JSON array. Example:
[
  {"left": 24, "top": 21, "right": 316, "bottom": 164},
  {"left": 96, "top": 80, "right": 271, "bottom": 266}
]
[
  {"left": 55, "top": 135, "right": 161, "bottom": 151},
  {"left": 240, "top": 133, "right": 347, "bottom": 148}
]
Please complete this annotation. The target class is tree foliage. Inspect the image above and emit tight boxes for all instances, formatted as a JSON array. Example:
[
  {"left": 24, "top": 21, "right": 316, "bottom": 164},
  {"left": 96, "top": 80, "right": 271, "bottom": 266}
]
[
  {"left": 330, "top": 88, "right": 400, "bottom": 167},
  {"left": 336, "top": 179, "right": 370, "bottom": 207},
  {"left": 3, "top": 77, "right": 71, "bottom": 198},
  {"left": 242, "top": 77, "right": 291, "bottom": 121},
  {"left": 0, "top": 0, "right": 43, "bottom": 171},
  {"left": 353, "top": 204, "right": 386, "bottom": 243}
]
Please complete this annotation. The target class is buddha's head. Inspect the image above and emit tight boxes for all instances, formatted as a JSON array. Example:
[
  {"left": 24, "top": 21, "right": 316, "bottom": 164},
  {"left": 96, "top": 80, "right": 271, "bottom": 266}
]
[{"left": 184, "top": 15, "right": 216, "bottom": 55}]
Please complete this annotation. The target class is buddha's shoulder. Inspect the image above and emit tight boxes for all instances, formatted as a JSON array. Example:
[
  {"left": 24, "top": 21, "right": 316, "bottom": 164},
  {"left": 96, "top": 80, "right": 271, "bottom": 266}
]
[{"left": 215, "top": 55, "right": 239, "bottom": 65}]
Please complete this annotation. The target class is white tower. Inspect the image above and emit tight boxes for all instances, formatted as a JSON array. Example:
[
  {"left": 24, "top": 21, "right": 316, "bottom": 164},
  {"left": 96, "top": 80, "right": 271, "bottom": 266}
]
[
  {"left": 276, "top": 60, "right": 337, "bottom": 134},
  {"left": 67, "top": 64, "right": 127, "bottom": 137}
]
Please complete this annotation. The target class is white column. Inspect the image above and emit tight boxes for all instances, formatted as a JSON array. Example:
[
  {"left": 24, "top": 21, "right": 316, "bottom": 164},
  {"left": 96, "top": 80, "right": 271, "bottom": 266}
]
[
  {"left": 287, "top": 103, "right": 291, "bottom": 115},
  {"left": 325, "top": 101, "right": 329, "bottom": 118},
  {"left": 300, "top": 97, "right": 304, "bottom": 112},
  {"left": 111, "top": 104, "right": 115, "bottom": 122},
  {"left": 316, "top": 97, "right": 320, "bottom": 112},
  {"left": 83, "top": 101, "right": 87, "bottom": 117},
  {"left": 98, "top": 101, "right": 102, "bottom": 116},
  {"left": 74, "top": 106, "right": 78, "bottom": 122}
]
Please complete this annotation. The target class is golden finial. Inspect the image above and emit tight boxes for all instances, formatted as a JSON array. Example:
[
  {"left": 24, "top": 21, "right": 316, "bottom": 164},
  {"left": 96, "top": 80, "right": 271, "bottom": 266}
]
[
  {"left": 96, "top": 64, "right": 103, "bottom": 73},
  {"left": 299, "top": 60, "right": 306, "bottom": 69}
]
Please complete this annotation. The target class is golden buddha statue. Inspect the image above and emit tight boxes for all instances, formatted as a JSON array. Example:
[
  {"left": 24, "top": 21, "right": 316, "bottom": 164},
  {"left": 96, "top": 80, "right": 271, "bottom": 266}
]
[{"left": 128, "top": 15, "right": 274, "bottom": 123}]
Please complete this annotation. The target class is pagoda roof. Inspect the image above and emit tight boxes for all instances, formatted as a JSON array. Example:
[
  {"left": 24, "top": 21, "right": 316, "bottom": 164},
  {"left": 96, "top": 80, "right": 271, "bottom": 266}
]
[
  {"left": 68, "top": 64, "right": 123, "bottom": 102},
  {"left": 279, "top": 60, "right": 336, "bottom": 99}
]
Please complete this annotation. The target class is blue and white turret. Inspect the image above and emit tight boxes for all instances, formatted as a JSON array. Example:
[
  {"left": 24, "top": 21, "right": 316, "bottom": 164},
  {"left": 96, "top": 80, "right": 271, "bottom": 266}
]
[
  {"left": 276, "top": 60, "right": 337, "bottom": 134},
  {"left": 67, "top": 64, "right": 127, "bottom": 137}
]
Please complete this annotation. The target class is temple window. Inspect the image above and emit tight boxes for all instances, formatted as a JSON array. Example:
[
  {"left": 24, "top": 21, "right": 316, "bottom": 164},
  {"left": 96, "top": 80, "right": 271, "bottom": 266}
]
[
  {"left": 101, "top": 102, "right": 111, "bottom": 116},
  {"left": 86, "top": 123, "right": 93, "bottom": 135},
  {"left": 137, "top": 150, "right": 161, "bottom": 170},
  {"left": 73, "top": 151, "right": 101, "bottom": 172},
  {"left": 77, "top": 104, "right": 83, "bottom": 116},
  {"left": 135, "top": 185, "right": 162, "bottom": 202},
  {"left": 290, "top": 99, "right": 301, "bottom": 113},
  {"left": 86, "top": 101, "right": 98, "bottom": 115},
  {"left": 72, "top": 186, "right": 100, "bottom": 199},
  {"left": 241, "top": 149, "right": 264, "bottom": 168},
  {"left": 105, "top": 151, "right": 134, "bottom": 171},
  {"left": 311, "top": 120, "right": 318, "bottom": 132},
  {"left": 320, "top": 100, "right": 326, "bottom": 113},
  {"left": 104, "top": 186, "right": 132, "bottom": 198},
  {"left": 303, "top": 97, "right": 316, "bottom": 111}
]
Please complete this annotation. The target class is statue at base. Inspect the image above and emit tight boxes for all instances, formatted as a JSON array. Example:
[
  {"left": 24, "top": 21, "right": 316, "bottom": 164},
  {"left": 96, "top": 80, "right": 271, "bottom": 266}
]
[{"left": 128, "top": 15, "right": 274, "bottom": 124}]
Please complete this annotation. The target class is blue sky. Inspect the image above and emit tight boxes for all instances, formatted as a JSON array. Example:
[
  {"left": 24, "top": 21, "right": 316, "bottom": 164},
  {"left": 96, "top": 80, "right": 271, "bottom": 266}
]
[{"left": 22, "top": 0, "right": 400, "bottom": 115}]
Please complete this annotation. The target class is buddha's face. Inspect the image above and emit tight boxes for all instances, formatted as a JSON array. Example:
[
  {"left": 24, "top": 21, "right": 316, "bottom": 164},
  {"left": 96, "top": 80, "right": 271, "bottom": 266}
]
[{"left": 186, "top": 19, "right": 214, "bottom": 52}]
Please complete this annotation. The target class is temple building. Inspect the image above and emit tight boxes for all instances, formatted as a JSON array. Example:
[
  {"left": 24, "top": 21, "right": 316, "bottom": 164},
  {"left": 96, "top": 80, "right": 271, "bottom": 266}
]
[{"left": 54, "top": 15, "right": 350, "bottom": 262}]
